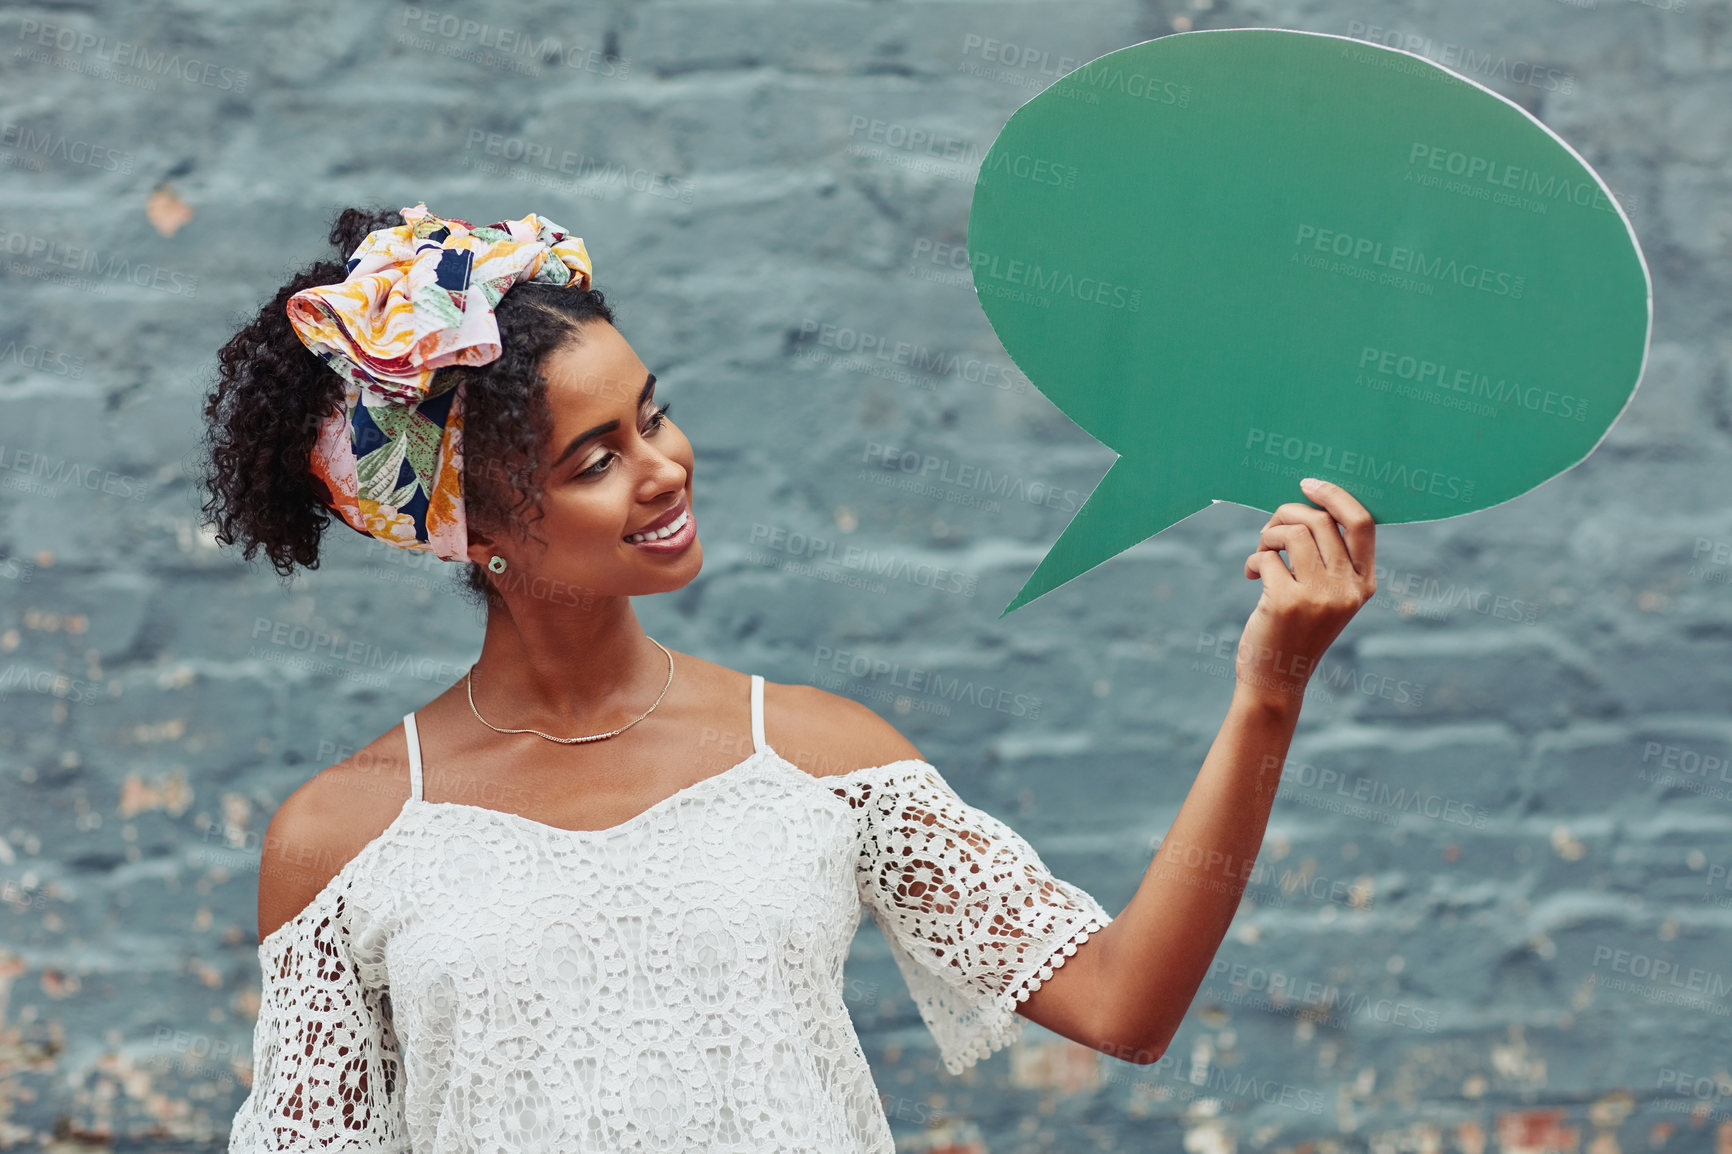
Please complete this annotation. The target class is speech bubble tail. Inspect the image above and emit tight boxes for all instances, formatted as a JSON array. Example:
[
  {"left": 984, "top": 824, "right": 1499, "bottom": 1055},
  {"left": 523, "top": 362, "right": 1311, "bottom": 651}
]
[{"left": 998, "top": 458, "right": 1211, "bottom": 618}]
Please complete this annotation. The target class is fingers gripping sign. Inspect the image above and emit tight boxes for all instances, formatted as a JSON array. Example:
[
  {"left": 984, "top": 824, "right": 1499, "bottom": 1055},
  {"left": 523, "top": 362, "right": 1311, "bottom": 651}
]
[{"left": 1237, "top": 477, "right": 1378, "bottom": 704}]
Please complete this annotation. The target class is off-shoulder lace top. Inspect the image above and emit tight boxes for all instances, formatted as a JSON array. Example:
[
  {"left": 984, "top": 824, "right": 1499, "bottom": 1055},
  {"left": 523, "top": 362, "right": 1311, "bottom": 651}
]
[{"left": 228, "top": 674, "right": 1113, "bottom": 1152}]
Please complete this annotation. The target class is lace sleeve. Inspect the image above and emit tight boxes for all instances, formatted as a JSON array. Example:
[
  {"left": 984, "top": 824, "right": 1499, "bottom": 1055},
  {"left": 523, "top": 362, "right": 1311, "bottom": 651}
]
[
  {"left": 836, "top": 761, "right": 1114, "bottom": 1075},
  {"left": 228, "top": 889, "right": 408, "bottom": 1152}
]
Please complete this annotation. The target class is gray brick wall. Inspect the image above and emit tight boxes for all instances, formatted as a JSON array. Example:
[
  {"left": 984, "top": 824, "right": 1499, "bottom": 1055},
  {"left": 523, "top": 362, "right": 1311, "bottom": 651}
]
[{"left": 1, "top": 0, "right": 1727, "bottom": 1150}]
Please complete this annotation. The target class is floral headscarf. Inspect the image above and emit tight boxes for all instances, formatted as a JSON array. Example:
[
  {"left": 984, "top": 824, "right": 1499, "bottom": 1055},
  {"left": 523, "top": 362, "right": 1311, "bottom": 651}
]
[{"left": 285, "top": 203, "right": 593, "bottom": 559}]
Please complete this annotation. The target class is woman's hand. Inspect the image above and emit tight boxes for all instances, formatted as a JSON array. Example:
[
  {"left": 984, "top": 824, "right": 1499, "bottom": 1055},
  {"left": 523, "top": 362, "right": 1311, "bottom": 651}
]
[{"left": 1236, "top": 477, "right": 1378, "bottom": 708}]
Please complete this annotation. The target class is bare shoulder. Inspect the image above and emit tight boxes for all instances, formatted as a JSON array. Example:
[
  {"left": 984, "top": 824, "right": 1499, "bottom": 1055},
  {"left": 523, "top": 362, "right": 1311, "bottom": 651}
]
[
  {"left": 759, "top": 678, "right": 926, "bottom": 779},
  {"left": 255, "top": 721, "right": 414, "bottom": 944}
]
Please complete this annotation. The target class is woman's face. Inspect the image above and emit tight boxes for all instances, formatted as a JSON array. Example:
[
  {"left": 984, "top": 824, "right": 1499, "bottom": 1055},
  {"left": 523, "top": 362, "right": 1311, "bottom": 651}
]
[{"left": 470, "top": 320, "right": 701, "bottom": 601}]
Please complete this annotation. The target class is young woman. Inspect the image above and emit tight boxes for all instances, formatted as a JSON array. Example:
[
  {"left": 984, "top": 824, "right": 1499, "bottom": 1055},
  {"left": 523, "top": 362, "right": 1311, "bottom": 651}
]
[{"left": 203, "top": 204, "right": 1377, "bottom": 1152}]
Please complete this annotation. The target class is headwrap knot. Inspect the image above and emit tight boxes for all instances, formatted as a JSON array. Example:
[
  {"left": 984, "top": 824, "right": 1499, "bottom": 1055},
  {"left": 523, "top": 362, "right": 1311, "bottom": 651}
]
[{"left": 285, "top": 202, "right": 594, "bottom": 560}]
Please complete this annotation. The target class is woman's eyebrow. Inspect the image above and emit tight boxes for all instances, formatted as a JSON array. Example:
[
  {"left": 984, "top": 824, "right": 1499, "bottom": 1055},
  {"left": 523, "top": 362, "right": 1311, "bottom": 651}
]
[{"left": 552, "top": 372, "right": 657, "bottom": 468}]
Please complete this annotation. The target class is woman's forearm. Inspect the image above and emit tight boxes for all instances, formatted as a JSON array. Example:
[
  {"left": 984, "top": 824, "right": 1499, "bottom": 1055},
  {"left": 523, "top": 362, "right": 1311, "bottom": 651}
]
[
  {"left": 1026, "top": 478, "right": 1375, "bottom": 1064},
  {"left": 1091, "top": 681, "right": 1304, "bottom": 1061}
]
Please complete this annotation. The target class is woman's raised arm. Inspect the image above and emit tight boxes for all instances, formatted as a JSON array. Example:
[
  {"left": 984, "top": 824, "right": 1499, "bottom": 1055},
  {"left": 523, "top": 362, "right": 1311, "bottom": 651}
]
[{"left": 1018, "top": 477, "right": 1378, "bottom": 1062}]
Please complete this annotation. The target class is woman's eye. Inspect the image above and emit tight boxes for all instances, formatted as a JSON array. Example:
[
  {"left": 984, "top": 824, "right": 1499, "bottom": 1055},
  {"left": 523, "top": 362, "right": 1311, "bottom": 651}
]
[{"left": 577, "top": 401, "right": 674, "bottom": 478}]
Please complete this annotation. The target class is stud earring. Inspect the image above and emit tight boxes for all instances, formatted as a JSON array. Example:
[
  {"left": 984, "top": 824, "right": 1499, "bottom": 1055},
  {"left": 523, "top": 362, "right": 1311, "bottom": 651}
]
[{"left": 488, "top": 555, "right": 508, "bottom": 573}]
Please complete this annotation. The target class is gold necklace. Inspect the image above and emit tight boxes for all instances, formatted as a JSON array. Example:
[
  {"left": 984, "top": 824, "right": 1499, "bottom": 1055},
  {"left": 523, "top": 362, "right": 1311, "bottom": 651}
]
[{"left": 465, "top": 637, "right": 675, "bottom": 744}]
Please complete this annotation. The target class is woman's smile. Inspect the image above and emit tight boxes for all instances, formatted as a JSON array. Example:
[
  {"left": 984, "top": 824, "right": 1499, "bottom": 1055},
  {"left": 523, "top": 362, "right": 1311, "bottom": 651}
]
[
  {"left": 623, "top": 488, "right": 696, "bottom": 554},
  {"left": 624, "top": 503, "right": 695, "bottom": 552}
]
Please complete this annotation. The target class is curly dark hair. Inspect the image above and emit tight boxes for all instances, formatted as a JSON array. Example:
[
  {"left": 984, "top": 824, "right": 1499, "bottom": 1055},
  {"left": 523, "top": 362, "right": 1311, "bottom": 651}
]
[{"left": 199, "top": 205, "right": 616, "bottom": 609}]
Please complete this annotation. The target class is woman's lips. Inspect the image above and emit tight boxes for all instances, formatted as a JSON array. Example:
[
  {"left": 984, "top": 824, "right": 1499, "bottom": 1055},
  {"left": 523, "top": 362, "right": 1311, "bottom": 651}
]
[
  {"left": 624, "top": 506, "right": 695, "bottom": 552},
  {"left": 624, "top": 497, "right": 687, "bottom": 538}
]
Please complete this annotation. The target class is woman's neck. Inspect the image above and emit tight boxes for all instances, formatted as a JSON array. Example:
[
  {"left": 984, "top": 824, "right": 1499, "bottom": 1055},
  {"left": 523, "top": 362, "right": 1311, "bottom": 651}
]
[{"left": 465, "top": 596, "right": 672, "bottom": 734}]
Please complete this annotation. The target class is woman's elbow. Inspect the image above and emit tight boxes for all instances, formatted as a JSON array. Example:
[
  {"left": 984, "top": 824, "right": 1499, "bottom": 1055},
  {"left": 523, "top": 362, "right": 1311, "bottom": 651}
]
[{"left": 1090, "top": 1030, "right": 1168, "bottom": 1066}]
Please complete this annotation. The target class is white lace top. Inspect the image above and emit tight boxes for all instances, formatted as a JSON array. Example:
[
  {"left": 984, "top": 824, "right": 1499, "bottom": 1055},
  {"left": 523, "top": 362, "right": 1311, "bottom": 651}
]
[{"left": 228, "top": 674, "right": 1113, "bottom": 1152}]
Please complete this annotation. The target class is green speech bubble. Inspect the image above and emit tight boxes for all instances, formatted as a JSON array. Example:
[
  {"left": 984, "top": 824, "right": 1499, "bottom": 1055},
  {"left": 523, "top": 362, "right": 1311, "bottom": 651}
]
[{"left": 969, "top": 28, "right": 1651, "bottom": 617}]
